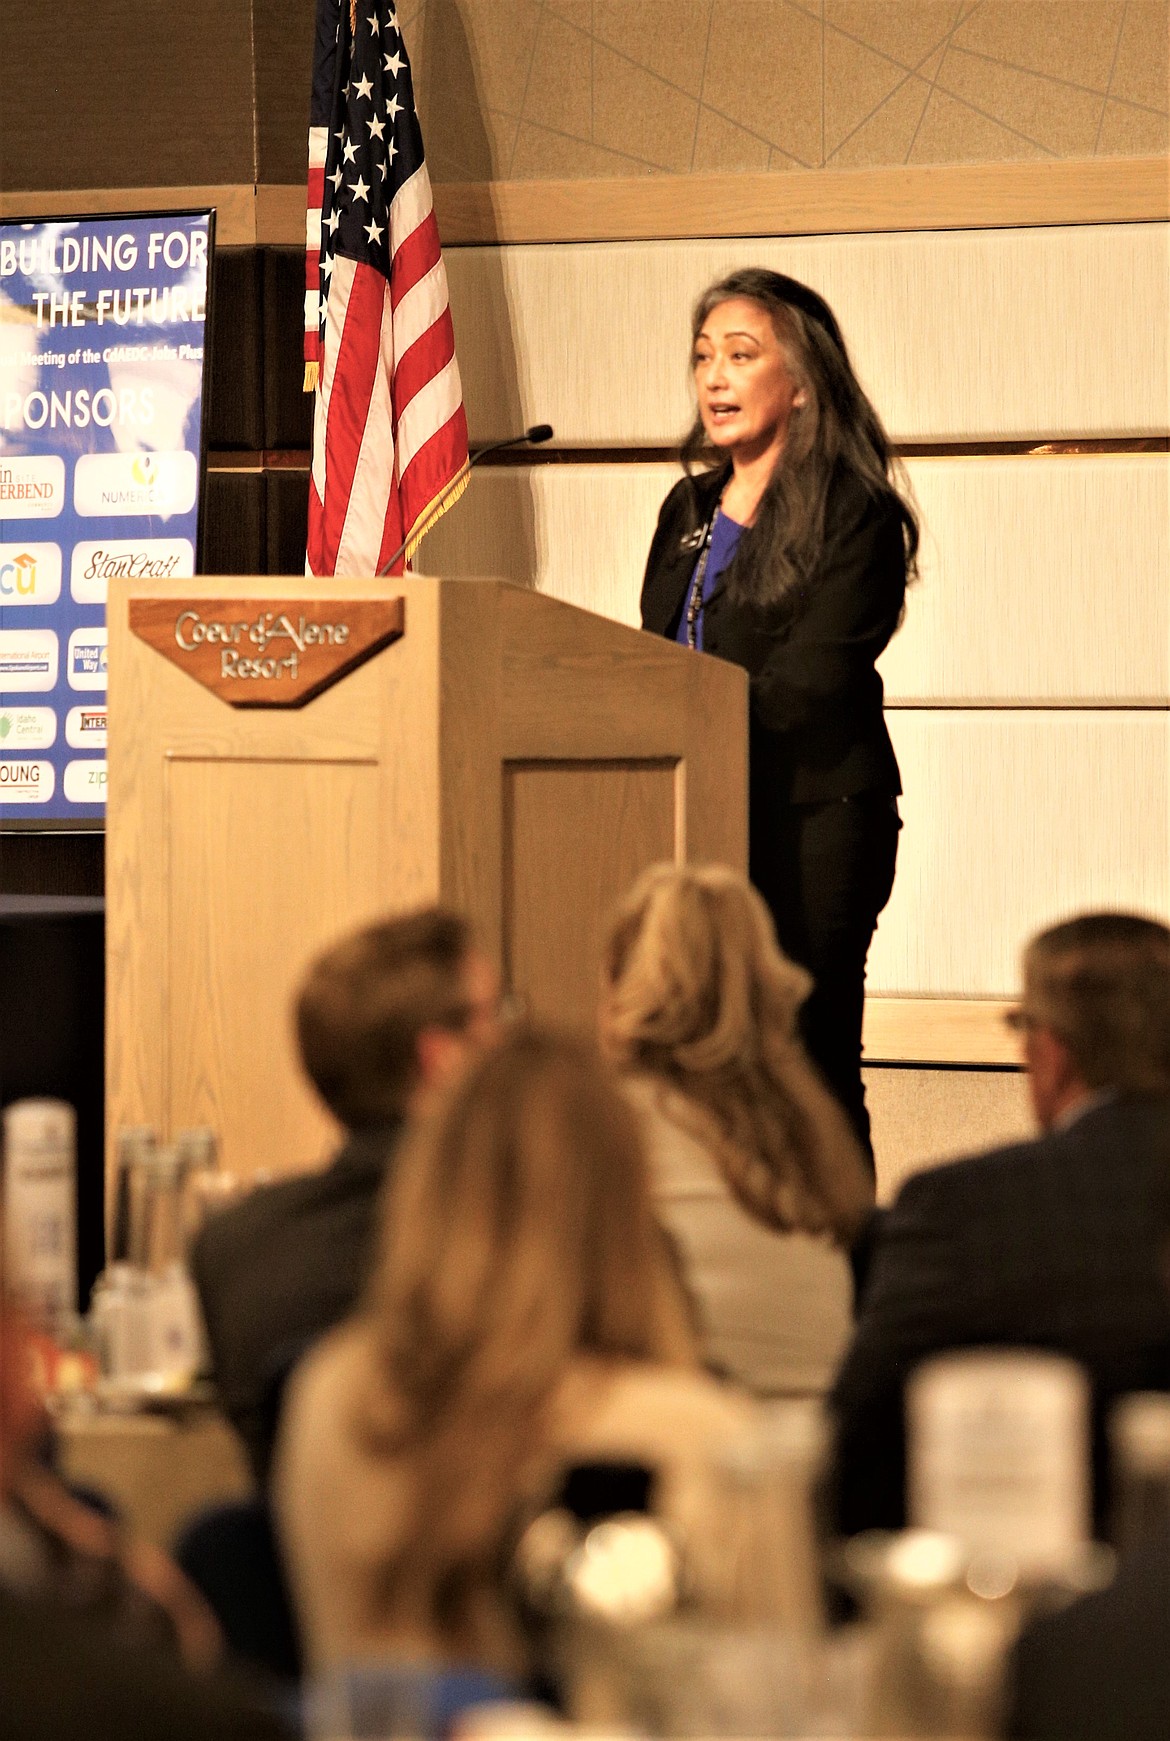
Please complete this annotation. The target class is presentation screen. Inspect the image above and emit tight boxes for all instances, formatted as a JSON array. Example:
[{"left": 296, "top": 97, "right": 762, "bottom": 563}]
[{"left": 0, "top": 208, "right": 214, "bottom": 827}]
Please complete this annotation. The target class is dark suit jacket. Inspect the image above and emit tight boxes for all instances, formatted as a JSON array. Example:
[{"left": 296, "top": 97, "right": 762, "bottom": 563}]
[
  {"left": 829, "top": 1096, "right": 1170, "bottom": 1536},
  {"left": 640, "top": 463, "right": 907, "bottom": 805},
  {"left": 0, "top": 1589, "right": 287, "bottom": 1741},
  {"left": 1006, "top": 1530, "right": 1170, "bottom": 1741},
  {"left": 192, "top": 1121, "right": 401, "bottom": 1482}
]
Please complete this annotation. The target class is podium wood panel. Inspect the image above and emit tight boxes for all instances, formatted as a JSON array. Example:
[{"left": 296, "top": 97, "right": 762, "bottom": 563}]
[
  {"left": 166, "top": 758, "right": 379, "bottom": 1172},
  {"left": 106, "top": 574, "right": 746, "bottom": 1187},
  {"left": 505, "top": 760, "right": 678, "bottom": 1028}
]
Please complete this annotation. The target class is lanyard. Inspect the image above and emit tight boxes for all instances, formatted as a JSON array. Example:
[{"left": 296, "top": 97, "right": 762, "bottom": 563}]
[{"left": 683, "top": 515, "right": 717, "bottom": 649}]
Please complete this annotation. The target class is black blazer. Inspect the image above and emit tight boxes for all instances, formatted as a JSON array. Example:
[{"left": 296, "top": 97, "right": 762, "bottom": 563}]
[
  {"left": 192, "top": 1120, "right": 401, "bottom": 1482},
  {"left": 828, "top": 1096, "right": 1170, "bottom": 1537},
  {"left": 641, "top": 463, "right": 907, "bottom": 805},
  {"left": 1006, "top": 1529, "right": 1170, "bottom": 1741}
]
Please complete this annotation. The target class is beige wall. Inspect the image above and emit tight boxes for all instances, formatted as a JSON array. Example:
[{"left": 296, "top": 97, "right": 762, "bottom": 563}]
[{"left": 400, "top": 0, "right": 1169, "bottom": 183}]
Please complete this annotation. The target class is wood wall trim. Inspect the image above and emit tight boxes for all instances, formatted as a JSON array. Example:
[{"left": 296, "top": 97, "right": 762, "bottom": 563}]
[
  {"left": 864, "top": 998, "right": 1020, "bottom": 1066},
  {"left": 6, "top": 158, "right": 1166, "bottom": 250},
  {"left": 0, "top": 185, "right": 257, "bottom": 245},
  {"left": 432, "top": 158, "right": 1169, "bottom": 246}
]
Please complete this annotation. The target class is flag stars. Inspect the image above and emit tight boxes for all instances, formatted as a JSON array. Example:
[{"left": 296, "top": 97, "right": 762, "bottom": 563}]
[
  {"left": 364, "top": 217, "right": 384, "bottom": 246},
  {"left": 342, "top": 138, "right": 358, "bottom": 164},
  {"left": 387, "top": 94, "right": 402, "bottom": 120},
  {"left": 327, "top": 208, "right": 341, "bottom": 234},
  {"left": 368, "top": 12, "right": 380, "bottom": 34},
  {"left": 329, "top": 166, "right": 344, "bottom": 190},
  {"left": 353, "top": 72, "right": 374, "bottom": 101},
  {"left": 367, "top": 113, "right": 386, "bottom": 141},
  {"left": 384, "top": 50, "right": 404, "bottom": 77},
  {"left": 388, "top": 8, "right": 399, "bottom": 33},
  {"left": 349, "top": 174, "right": 371, "bottom": 202}
]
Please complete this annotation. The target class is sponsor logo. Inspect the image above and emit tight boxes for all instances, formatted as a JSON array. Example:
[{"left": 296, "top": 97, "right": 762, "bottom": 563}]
[
  {"left": 73, "top": 450, "right": 197, "bottom": 519},
  {"left": 71, "top": 537, "right": 194, "bottom": 604},
  {"left": 0, "top": 543, "right": 62, "bottom": 606},
  {"left": 0, "top": 630, "right": 59, "bottom": 692},
  {"left": 0, "top": 707, "right": 56, "bottom": 749},
  {"left": 67, "top": 627, "right": 107, "bottom": 690},
  {"left": 63, "top": 759, "right": 107, "bottom": 805},
  {"left": 0, "top": 457, "right": 65, "bottom": 519},
  {"left": 65, "top": 705, "right": 107, "bottom": 749},
  {"left": 0, "top": 759, "right": 55, "bottom": 803}
]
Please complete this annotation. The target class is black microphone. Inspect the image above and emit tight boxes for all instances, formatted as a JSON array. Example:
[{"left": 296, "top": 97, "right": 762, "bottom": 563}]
[{"left": 376, "top": 423, "right": 555, "bottom": 577}]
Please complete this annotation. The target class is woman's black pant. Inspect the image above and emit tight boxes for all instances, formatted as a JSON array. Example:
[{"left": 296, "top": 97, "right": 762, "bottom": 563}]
[{"left": 751, "top": 793, "right": 900, "bottom": 1169}]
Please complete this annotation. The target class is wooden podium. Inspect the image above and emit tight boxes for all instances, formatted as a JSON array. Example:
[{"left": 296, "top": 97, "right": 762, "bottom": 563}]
[{"left": 105, "top": 574, "right": 746, "bottom": 1184}]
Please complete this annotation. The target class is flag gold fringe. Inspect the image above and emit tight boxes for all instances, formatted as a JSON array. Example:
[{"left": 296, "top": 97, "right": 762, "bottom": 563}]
[
  {"left": 303, "top": 361, "right": 320, "bottom": 393},
  {"left": 401, "top": 464, "right": 471, "bottom": 567}
]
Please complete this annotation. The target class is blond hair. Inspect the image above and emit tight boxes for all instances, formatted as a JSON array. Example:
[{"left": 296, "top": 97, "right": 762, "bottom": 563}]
[
  {"left": 352, "top": 1028, "right": 696, "bottom": 1659},
  {"left": 600, "top": 864, "right": 872, "bottom": 1243}
]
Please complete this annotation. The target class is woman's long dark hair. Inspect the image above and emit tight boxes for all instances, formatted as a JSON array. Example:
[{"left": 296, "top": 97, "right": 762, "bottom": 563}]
[{"left": 684, "top": 268, "right": 919, "bottom": 608}]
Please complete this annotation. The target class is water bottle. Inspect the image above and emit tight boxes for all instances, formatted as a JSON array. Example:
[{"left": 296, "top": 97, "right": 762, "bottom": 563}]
[{"left": 3, "top": 1098, "right": 77, "bottom": 1329}]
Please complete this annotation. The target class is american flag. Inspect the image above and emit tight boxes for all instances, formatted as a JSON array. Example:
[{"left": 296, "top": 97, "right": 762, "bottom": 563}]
[{"left": 304, "top": 0, "right": 468, "bottom": 576}]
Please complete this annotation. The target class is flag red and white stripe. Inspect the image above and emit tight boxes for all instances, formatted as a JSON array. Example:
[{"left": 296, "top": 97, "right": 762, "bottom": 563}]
[{"left": 304, "top": 0, "right": 468, "bottom": 578}]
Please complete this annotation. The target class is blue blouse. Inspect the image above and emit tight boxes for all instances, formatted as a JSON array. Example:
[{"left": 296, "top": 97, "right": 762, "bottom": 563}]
[{"left": 675, "top": 509, "right": 744, "bottom": 651}]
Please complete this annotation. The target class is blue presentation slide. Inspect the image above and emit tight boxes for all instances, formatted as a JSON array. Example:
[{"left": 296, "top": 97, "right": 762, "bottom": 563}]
[{"left": 0, "top": 209, "right": 213, "bottom": 825}]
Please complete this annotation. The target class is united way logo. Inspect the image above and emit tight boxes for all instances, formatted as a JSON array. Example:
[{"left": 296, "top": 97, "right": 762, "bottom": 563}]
[{"left": 67, "top": 626, "right": 108, "bottom": 691}]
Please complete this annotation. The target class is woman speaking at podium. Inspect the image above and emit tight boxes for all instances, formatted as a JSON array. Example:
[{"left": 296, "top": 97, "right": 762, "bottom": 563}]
[{"left": 641, "top": 270, "right": 918, "bottom": 1163}]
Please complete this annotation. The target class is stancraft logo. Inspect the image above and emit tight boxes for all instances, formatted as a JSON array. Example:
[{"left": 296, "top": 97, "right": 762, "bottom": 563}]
[
  {"left": 0, "top": 759, "right": 55, "bottom": 803},
  {"left": 0, "top": 543, "right": 63, "bottom": 606},
  {"left": 0, "top": 707, "right": 57, "bottom": 750},
  {"left": 71, "top": 537, "right": 193, "bottom": 604},
  {"left": 0, "top": 457, "right": 66, "bottom": 519}
]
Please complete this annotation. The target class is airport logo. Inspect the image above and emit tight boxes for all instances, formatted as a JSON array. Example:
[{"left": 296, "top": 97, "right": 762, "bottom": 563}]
[
  {"left": 0, "top": 457, "right": 65, "bottom": 519},
  {"left": 0, "top": 759, "right": 55, "bottom": 803},
  {"left": 0, "top": 543, "right": 62, "bottom": 606},
  {"left": 0, "top": 706, "right": 56, "bottom": 750},
  {"left": 74, "top": 450, "right": 197, "bottom": 519},
  {"left": 0, "top": 629, "right": 59, "bottom": 692},
  {"left": 67, "top": 627, "right": 107, "bottom": 690},
  {"left": 63, "top": 759, "right": 107, "bottom": 805},
  {"left": 65, "top": 704, "right": 107, "bottom": 749},
  {"left": 71, "top": 537, "right": 194, "bottom": 604}
]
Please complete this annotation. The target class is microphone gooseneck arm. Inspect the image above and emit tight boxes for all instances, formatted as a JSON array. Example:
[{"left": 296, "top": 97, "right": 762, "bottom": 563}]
[{"left": 375, "top": 424, "right": 555, "bottom": 577}]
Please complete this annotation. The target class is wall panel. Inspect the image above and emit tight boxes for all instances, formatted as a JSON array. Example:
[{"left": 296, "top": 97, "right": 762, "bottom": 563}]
[
  {"left": 419, "top": 455, "right": 1170, "bottom": 704},
  {"left": 446, "top": 224, "right": 1170, "bottom": 446},
  {"left": 870, "top": 711, "right": 1170, "bottom": 998}
]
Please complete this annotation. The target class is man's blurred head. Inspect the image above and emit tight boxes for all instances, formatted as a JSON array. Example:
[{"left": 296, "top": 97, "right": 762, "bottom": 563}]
[
  {"left": 1015, "top": 913, "right": 1170, "bottom": 1130},
  {"left": 295, "top": 908, "right": 499, "bottom": 1131}
]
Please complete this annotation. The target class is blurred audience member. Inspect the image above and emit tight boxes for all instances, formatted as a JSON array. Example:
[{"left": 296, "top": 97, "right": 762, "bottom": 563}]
[
  {"left": 275, "top": 1029, "right": 756, "bottom": 1676},
  {"left": 0, "top": 1228, "right": 220, "bottom": 1669},
  {"left": 831, "top": 912, "right": 1170, "bottom": 1536},
  {"left": 600, "top": 863, "right": 873, "bottom": 1395},
  {"left": 1006, "top": 1527, "right": 1170, "bottom": 1741},
  {"left": 0, "top": 1589, "right": 288, "bottom": 1741},
  {"left": 193, "top": 909, "right": 499, "bottom": 1480}
]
